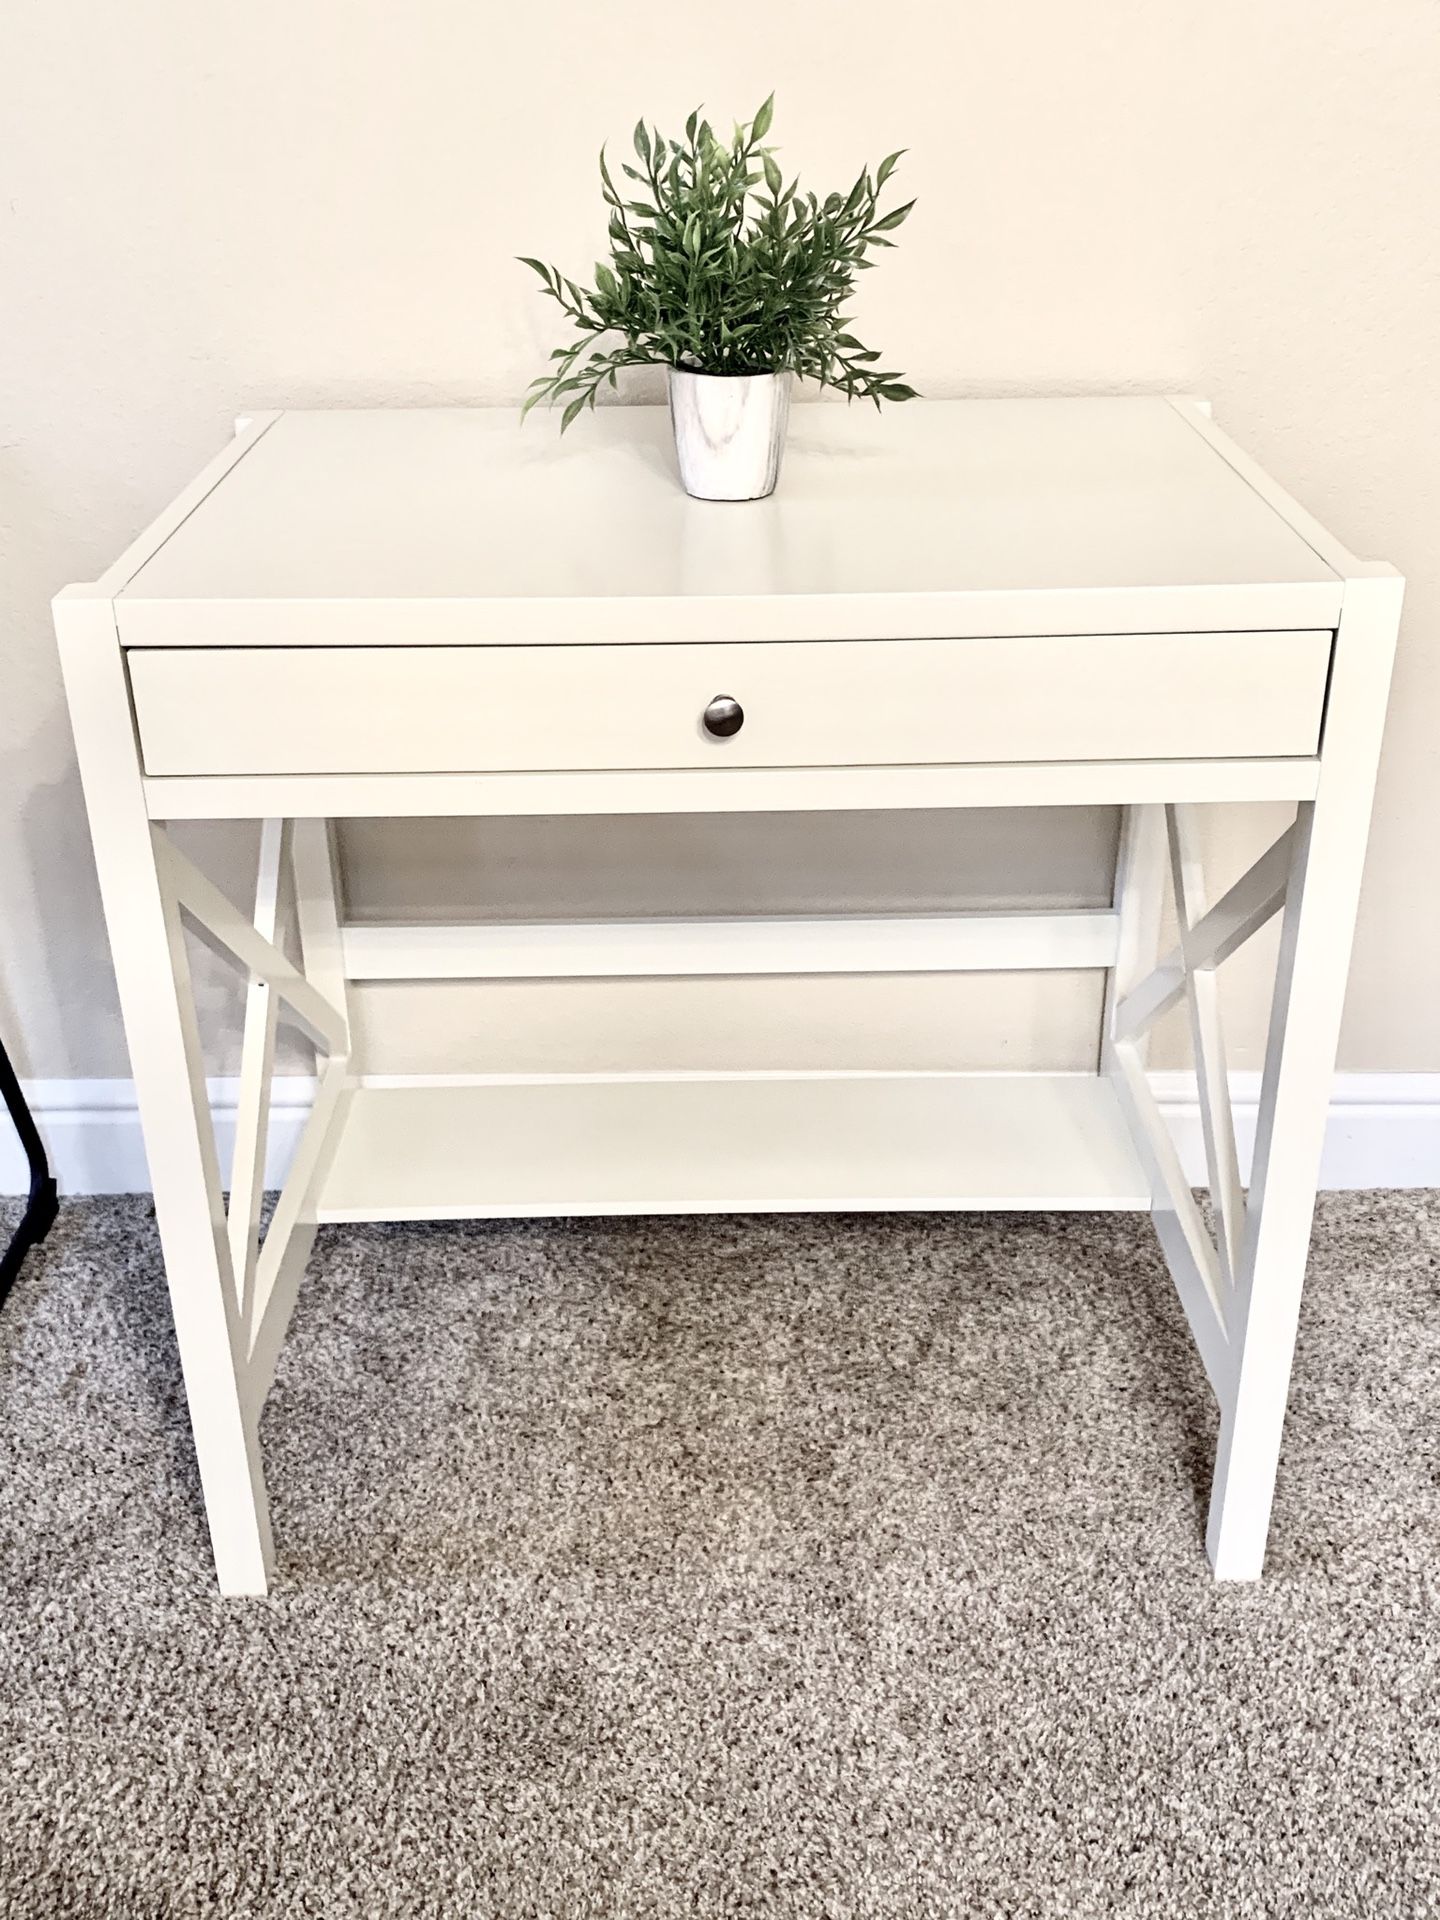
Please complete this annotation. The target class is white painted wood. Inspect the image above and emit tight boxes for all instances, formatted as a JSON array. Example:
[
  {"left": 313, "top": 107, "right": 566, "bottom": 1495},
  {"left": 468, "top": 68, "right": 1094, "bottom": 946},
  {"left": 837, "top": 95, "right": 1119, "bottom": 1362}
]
[
  {"left": 153, "top": 833, "right": 347, "bottom": 1056},
  {"left": 1207, "top": 570, "right": 1405, "bottom": 1581},
  {"left": 339, "top": 910, "right": 1121, "bottom": 982},
  {"left": 1112, "top": 824, "right": 1297, "bottom": 1042},
  {"left": 57, "top": 398, "right": 1403, "bottom": 1593},
  {"left": 53, "top": 587, "right": 273, "bottom": 1597},
  {"left": 1105, "top": 803, "right": 1294, "bottom": 1401},
  {"left": 221, "top": 817, "right": 350, "bottom": 1379},
  {"left": 1167, "top": 804, "right": 1246, "bottom": 1290},
  {"left": 1165, "top": 398, "right": 1366, "bottom": 578},
  {"left": 111, "top": 400, "right": 1342, "bottom": 647},
  {"left": 1109, "top": 1038, "right": 1230, "bottom": 1398},
  {"left": 128, "top": 630, "right": 1333, "bottom": 778},
  {"left": 142, "top": 757, "right": 1324, "bottom": 821},
  {"left": 11, "top": 1070, "right": 1438, "bottom": 1199},
  {"left": 314, "top": 1073, "right": 1151, "bottom": 1222},
  {"left": 290, "top": 818, "right": 350, "bottom": 1052},
  {"left": 1183, "top": 823, "right": 1299, "bottom": 971},
  {"left": 93, "top": 414, "right": 281, "bottom": 597},
  {"left": 227, "top": 818, "right": 288, "bottom": 1331},
  {"left": 244, "top": 1057, "right": 350, "bottom": 1415},
  {"left": 1096, "top": 804, "right": 1203, "bottom": 1377},
  {"left": 1101, "top": 804, "right": 1167, "bottom": 1071}
]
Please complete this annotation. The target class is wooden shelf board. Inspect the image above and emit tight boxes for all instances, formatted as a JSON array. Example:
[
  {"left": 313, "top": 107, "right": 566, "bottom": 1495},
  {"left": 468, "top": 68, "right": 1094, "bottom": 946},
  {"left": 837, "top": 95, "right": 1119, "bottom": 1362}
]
[{"left": 313, "top": 1072, "right": 1152, "bottom": 1223}]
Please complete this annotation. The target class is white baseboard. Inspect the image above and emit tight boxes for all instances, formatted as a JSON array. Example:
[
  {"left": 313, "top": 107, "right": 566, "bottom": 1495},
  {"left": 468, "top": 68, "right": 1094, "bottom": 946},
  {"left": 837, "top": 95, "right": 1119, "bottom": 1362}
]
[
  {"left": 0, "top": 1077, "right": 316, "bottom": 1198},
  {"left": 3, "top": 1072, "right": 1437, "bottom": 1199},
  {"left": 1148, "top": 1071, "right": 1440, "bottom": 1193}
]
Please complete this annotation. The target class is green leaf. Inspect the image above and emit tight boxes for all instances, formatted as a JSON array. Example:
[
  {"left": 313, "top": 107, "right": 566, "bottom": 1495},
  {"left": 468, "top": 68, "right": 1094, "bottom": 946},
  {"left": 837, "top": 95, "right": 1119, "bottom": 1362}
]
[
  {"left": 878, "top": 382, "right": 919, "bottom": 401},
  {"left": 521, "top": 94, "right": 915, "bottom": 430},
  {"left": 868, "top": 198, "right": 916, "bottom": 233},
  {"left": 876, "top": 149, "right": 905, "bottom": 189}
]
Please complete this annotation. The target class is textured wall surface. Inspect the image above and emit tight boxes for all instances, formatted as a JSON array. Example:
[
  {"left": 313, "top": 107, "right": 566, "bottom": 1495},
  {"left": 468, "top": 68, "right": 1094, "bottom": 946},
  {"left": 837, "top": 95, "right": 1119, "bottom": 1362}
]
[{"left": 3, "top": 0, "right": 1437, "bottom": 1080}]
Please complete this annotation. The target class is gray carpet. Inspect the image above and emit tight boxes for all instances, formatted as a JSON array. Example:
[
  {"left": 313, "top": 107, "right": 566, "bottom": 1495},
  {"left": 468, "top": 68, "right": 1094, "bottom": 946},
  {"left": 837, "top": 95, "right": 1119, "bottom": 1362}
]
[{"left": 1, "top": 1195, "right": 1438, "bottom": 1917}]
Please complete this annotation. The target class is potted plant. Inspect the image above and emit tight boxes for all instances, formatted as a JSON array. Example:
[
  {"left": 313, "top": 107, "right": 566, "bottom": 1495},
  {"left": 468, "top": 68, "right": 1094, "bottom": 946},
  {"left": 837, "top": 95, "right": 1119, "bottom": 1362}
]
[{"left": 520, "top": 96, "right": 918, "bottom": 501}]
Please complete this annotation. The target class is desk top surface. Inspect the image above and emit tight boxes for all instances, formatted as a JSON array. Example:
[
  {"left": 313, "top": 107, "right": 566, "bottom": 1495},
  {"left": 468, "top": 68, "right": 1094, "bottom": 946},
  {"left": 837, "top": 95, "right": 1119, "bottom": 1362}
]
[{"left": 109, "top": 397, "right": 1351, "bottom": 645}]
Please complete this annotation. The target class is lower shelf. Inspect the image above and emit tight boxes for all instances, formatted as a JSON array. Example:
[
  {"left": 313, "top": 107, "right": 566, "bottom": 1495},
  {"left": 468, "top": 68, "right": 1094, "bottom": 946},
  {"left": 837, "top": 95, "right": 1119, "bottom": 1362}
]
[{"left": 313, "top": 1073, "right": 1152, "bottom": 1223}]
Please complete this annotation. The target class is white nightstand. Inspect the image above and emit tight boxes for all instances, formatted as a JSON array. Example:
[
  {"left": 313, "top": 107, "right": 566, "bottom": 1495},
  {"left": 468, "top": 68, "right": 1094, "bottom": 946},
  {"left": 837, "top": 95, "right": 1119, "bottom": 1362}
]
[{"left": 54, "top": 397, "right": 1402, "bottom": 1595}]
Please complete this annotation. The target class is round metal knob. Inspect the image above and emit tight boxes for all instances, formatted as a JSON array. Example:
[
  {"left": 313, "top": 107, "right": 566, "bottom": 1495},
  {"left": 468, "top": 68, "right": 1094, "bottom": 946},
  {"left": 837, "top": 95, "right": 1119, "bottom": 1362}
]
[{"left": 702, "top": 694, "right": 745, "bottom": 740}]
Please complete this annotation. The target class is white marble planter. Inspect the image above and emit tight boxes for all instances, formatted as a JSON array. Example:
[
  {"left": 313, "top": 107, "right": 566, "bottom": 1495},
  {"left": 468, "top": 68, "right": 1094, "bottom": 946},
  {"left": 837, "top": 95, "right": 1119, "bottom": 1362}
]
[{"left": 667, "top": 369, "right": 791, "bottom": 501}]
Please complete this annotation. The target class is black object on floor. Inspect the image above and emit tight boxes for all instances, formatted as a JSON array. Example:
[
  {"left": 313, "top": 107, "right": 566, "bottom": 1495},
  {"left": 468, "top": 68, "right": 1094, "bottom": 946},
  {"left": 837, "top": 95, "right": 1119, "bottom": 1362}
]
[{"left": 0, "top": 1034, "right": 57, "bottom": 1307}]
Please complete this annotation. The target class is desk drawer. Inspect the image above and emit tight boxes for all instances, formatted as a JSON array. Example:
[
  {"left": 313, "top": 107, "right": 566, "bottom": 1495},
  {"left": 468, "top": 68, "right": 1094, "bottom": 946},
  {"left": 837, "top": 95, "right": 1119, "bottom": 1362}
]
[{"left": 129, "top": 632, "right": 1331, "bottom": 776}]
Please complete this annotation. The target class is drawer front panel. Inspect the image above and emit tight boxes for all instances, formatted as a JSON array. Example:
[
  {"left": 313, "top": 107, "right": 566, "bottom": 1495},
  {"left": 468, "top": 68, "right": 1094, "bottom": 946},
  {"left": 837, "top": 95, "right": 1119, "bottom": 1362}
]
[{"left": 129, "top": 632, "right": 1331, "bottom": 777}]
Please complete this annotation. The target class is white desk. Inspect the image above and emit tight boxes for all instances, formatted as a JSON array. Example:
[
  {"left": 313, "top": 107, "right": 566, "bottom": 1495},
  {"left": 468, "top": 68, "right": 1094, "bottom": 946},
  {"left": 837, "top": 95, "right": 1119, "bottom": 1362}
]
[{"left": 55, "top": 397, "right": 1402, "bottom": 1595}]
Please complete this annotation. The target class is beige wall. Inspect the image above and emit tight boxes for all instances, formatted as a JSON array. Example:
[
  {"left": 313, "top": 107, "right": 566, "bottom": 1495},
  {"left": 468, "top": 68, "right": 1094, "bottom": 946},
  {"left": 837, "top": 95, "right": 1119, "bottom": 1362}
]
[{"left": 3, "top": 0, "right": 1438, "bottom": 1085}]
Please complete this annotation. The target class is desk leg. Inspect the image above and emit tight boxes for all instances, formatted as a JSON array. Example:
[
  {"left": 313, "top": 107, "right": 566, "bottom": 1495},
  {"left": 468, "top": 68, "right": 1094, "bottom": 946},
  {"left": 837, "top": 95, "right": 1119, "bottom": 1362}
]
[
  {"left": 1207, "top": 574, "right": 1402, "bottom": 1578},
  {"left": 1207, "top": 804, "right": 1368, "bottom": 1575},
  {"left": 56, "top": 594, "right": 272, "bottom": 1595}
]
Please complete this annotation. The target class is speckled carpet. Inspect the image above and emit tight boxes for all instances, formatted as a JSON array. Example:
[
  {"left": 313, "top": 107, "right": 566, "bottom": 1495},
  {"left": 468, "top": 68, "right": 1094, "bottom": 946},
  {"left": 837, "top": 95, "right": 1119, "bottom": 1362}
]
[{"left": 1, "top": 1194, "right": 1438, "bottom": 1917}]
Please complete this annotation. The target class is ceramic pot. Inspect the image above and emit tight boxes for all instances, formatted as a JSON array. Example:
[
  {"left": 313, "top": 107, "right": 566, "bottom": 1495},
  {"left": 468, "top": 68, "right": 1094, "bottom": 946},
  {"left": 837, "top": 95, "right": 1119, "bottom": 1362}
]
[{"left": 667, "top": 368, "right": 791, "bottom": 501}]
